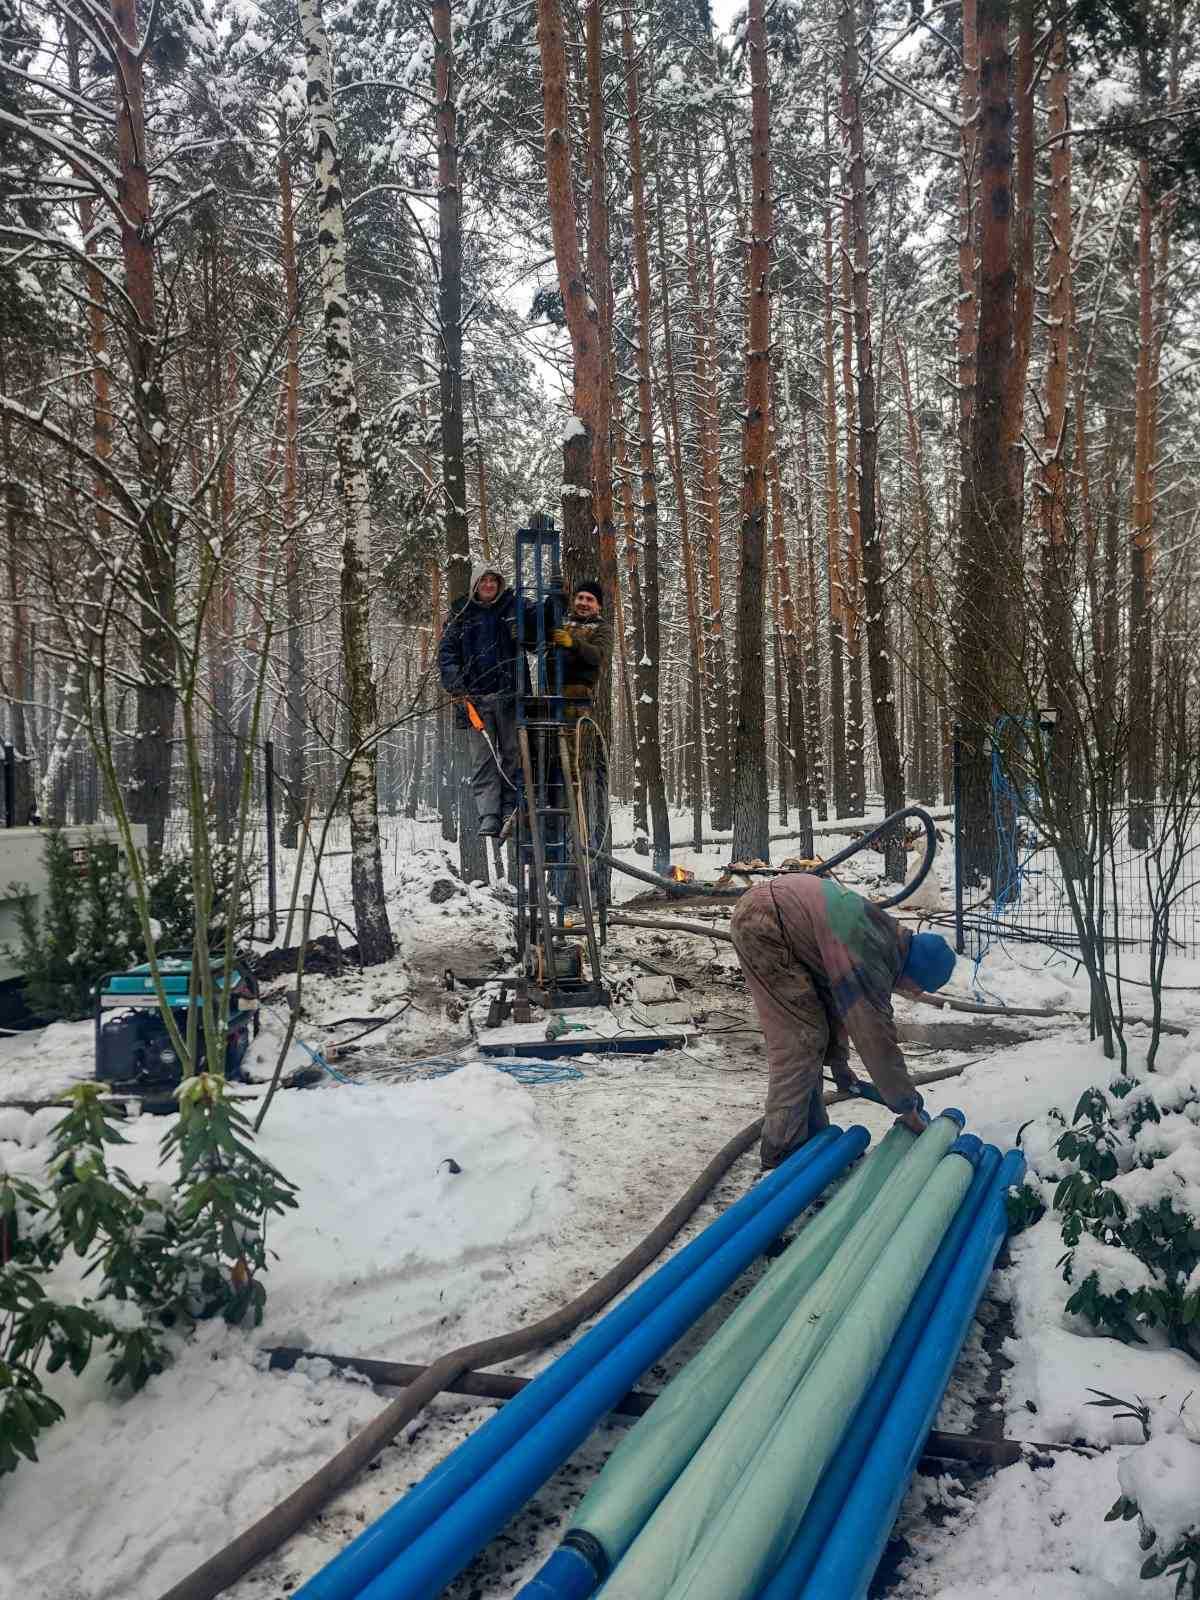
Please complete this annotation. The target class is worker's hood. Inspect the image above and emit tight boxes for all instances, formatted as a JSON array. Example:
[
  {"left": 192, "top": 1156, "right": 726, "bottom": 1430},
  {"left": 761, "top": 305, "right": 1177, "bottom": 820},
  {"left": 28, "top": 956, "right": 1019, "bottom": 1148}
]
[{"left": 470, "top": 564, "right": 507, "bottom": 605}]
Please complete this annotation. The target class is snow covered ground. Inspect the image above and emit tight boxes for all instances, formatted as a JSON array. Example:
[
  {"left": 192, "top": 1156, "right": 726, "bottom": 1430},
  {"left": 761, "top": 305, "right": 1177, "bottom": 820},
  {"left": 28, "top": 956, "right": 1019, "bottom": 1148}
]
[{"left": 0, "top": 807, "right": 1197, "bottom": 1600}]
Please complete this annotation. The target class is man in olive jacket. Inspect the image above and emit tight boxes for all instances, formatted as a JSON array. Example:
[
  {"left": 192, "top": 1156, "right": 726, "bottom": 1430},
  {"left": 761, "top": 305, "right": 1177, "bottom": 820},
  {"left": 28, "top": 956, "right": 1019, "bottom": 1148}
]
[{"left": 731, "top": 873, "right": 958, "bottom": 1168}]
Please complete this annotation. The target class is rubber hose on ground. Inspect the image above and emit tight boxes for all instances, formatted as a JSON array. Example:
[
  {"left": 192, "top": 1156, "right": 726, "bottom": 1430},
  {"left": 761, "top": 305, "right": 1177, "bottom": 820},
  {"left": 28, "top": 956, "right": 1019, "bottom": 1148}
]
[{"left": 155, "top": 1113, "right": 770, "bottom": 1600}]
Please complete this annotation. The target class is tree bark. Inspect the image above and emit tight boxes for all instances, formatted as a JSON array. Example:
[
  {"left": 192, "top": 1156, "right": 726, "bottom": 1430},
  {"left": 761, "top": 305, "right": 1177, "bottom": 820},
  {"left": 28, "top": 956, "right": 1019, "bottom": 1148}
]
[
  {"left": 841, "top": 0, "right": 904, "bottom": 877},
  {"left": 821, "top": 86, "right": 849, "bottom": 819},
  {"left": 299, "top": 0, "right": 394, "bottom": 963},
  {"left": 956, "top": 0, "right": 1019, "bottom": 888},
  {"left": 111, "top": 0, "right": 175, "bottom": 857},
  {"left": 434, "top": 0, "right": 488, "bottom": 882},
  {"left": 1128, "top": 48, "right": 1158, "bottom": 848},
  {"left": 585, "top": 0, "right": 618, "bottom": 748},
  {"left": 536, "top": 0, "right": 602, "bottom": 588},
  {"left": 730, "top": 0, "right": 772, "bottom": 863},
  {"left": 621, "top": 6, "right": 671, "bottom": 874},
  {"left": 1005, "top": 0, "right": 1035, "bottom": 505},
  {"left": 1038, "top": 15, "right": 1074, "bottom": 799}
]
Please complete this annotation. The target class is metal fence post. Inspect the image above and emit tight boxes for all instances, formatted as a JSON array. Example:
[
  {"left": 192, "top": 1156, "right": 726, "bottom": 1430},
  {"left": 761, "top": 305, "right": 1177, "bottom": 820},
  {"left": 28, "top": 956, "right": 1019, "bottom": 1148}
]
[
  {"left": 952, "top": 726, "right": 965, "bottom": 955},
  {"left": 3, "top": 743, "right": 14, "bottom": 829},
  {"left": 263, "top": 740, "right": 278, "bottom": 943}
]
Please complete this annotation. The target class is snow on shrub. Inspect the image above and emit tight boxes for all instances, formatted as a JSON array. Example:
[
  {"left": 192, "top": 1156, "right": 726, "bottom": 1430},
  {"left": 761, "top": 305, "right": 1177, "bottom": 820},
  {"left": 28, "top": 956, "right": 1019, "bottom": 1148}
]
[
  {"left": 0, "top": 1078, "right": 297, "bottom": 1474},
  {"left": 1103, "top": 1396, "right": 1200, "bottom": 1598}
]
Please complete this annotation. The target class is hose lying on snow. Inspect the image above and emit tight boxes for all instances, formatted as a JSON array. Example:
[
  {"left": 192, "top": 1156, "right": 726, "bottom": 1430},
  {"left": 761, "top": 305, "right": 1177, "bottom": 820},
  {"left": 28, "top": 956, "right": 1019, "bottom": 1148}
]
[{"left": 156, "top": 1114, "right": 768, "bottom": 1600}]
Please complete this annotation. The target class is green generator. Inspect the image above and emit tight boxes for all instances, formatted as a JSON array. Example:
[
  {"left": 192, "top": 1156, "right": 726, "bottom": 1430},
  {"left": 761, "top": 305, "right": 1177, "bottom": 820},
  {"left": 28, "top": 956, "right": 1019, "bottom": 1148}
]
[{"left": 95, "top": 956, "right": 260, "bottom": 1089}]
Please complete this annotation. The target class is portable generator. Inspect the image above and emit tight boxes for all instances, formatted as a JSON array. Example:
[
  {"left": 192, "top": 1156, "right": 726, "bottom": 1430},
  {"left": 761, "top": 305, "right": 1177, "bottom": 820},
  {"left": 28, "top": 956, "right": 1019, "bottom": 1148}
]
[{"left": 94, "top": 955, "right": 260, "bottom": 1089}]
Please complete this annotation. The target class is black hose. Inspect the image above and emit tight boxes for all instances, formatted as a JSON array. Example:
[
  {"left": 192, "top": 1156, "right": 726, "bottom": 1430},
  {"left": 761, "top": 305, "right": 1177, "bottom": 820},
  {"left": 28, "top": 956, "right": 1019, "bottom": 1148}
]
[{"left": 154, "top": 1113, "right": 766, "bottom": 1600}]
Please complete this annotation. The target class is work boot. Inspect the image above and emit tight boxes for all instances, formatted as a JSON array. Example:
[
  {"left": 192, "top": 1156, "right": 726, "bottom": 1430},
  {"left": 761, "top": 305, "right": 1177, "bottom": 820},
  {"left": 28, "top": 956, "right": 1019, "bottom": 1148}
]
[{"left": 478, "top": 814, "right": 501, "bottom": 837}]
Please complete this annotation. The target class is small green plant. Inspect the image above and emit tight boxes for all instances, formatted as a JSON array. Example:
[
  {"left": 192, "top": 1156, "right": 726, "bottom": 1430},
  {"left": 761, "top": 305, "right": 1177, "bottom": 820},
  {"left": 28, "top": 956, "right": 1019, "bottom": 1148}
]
[
  {"left": 1098, "top": 1393, "right": 1200, "bottom": 1599},
  {"left": 10, "top": 829, "right": 246, "bottom": 1023},
  {"left": 0, "top": 1168, "right": 107, "bottom": 1471},
  {"left": 1049, "top": 1080, "right": 1200, "bottom": 1357},
  {"left": 0, "top": 1077, "right": 299, "bottom": 1471}
]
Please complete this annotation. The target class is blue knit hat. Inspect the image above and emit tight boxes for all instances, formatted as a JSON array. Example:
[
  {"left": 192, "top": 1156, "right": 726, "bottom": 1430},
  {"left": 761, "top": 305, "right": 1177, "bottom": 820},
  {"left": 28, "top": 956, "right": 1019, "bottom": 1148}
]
[{"left": 901, "top": 932, "right": 956, "bottom": 994}]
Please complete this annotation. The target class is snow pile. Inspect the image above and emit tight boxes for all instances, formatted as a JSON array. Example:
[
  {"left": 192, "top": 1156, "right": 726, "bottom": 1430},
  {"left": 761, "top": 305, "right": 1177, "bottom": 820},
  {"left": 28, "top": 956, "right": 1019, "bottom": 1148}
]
[
  {"left": 0, "top": 1018, "right": 94, "bottom": 1101},
  {"left": 1118, "top": 1428, "right": 1200, "bottom": 1555},
  {"left": 253, "top": 1066, "right": 570, "bottom": 1354},
  {"left": 0, "top": 1064, "right": 569, "bottom": 1600}
]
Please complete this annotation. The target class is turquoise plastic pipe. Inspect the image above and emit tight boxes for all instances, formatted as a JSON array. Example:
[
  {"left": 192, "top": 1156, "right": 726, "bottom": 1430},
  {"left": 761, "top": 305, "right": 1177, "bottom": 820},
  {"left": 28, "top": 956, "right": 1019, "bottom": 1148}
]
[
  {"left": 756, "top": 1139, "right": 1001, "bottom": 1598},
  {"left": 294, "top": 1127, "right": 843, "bottom": 1600},
  {"left": 346, "top": 1129, "right": 870, "bottom": 1600},
  {"left": 793, "top": 1147, "right": 1026, "bottom": 1600},
  {"left": 631, "top": 1140, "right": 980, "bottom": 1600},
  {"left": 526, "top": 1127, "right": 914, "bottom": 1593},
  {"left": 598, "top": 1116, "right": 968, "bottom": 1600}
]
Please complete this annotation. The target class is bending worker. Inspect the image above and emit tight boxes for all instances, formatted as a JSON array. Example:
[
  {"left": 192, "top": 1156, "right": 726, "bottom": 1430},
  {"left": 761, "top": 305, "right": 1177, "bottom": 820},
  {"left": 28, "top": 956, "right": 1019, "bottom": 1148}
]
[{"left": 730, "top": 872, "right": 958, "bottom": 1169}]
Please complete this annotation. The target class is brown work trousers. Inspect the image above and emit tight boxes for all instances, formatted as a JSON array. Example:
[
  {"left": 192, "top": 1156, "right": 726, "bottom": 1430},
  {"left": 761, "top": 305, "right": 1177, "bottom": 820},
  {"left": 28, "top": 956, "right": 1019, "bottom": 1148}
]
[{"left": 730, "top": 888, "right": 839, "bottom": 1169}]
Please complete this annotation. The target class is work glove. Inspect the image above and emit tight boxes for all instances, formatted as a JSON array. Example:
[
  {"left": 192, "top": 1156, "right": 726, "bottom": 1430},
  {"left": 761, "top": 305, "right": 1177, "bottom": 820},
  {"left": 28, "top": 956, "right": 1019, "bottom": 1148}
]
[{"left": 553, "top": 626, "right": 576, "bottom": 649}]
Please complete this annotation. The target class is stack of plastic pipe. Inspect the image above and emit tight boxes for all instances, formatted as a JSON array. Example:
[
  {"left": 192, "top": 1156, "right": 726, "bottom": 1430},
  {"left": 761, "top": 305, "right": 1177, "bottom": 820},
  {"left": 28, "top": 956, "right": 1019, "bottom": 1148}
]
[
  {"left": 521, "top": 1113, "right": 971, "bottom": 1600},
  {"left": 294, "top": 1124, "right": 870, "bottom": 1600}
]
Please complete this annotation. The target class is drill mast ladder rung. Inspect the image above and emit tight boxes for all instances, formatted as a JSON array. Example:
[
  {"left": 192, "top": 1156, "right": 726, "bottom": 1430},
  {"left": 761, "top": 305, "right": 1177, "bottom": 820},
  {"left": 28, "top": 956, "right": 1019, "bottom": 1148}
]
[{"left": 513, "top": 516, "right": 607, "bottom": 1012}]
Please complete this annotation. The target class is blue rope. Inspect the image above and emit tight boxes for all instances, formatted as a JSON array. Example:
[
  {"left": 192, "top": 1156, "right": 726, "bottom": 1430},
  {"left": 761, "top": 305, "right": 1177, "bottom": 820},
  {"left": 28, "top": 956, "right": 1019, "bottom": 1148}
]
[
  {"left": 970, "top": 717, "right": 1045, "bottom": 1005},
  {"left": 295, "top": 1037, "right": 358, "bottom": 1085}
]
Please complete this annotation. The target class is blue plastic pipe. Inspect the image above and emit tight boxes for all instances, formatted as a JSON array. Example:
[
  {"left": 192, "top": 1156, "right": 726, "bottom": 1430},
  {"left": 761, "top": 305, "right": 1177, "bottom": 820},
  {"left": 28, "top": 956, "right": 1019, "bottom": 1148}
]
[
  {"left": 335, "top": 1130, "right": 870, "bottom": 1600},
  {"left": 295, "top": 1125, "right": 859, "bottom": 1600},
  {"left": 755, "top": 1138, "right": 1001, "bottom": 1600},
  {"left": 792, "top": 1147, "right": 1026, "bottom": 1600}
]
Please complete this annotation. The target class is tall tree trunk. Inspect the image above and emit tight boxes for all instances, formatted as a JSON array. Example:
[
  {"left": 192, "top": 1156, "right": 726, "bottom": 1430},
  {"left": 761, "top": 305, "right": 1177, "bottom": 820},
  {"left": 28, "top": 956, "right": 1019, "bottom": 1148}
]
[
  {"left": 1039, "top": 16, "right": 1075, "bottom": 799},
  {"left": 731, "top": 0, "right": 772, "bottom": 862},
  {"left": 585, "top": 0, "right": 618, "bottom": 750},
  {"left": 1006, "top": 0, "right": 1035, "bottom": 505},
  {"left": 838, "top": 175, "right": 865, "bottom": 816},
  {"left": 821, "top": 89, "right": 849, "bottom": 818},
  {"left": 1128, "top": 131, "right": 1155, "bottom": 847},
  {"left": 298, "top": 0, "right": 394, "bottom": 962},
  {"left": 655, "top": 158, "right": 704, "bottom": 850},
  {"left": 536, "top": 0, "right": 602, "bottom": 588},
  {"left": 842, "top": 0, "right": 904, "bottom": 875},
  {"left": 956, "top": 0, "right": 1019, "bottom": 888},
  {"left": 689, "top": 135, "right": 733, "bottom": 829},
  {"left": 112, "top": 0, "right": 175, "bottom": 857},
  {"left": 897, "top": 340, "right": 940, "bottom": 805},
  {"left": 621, "top": 6, "right": 670, "bottom": 874},
  {"left": 434, "top": 0, "right": 488, "bottom": 882},
  {"left": 616, "top": 409, "right": 648, "bottom": 846},
  {"left": 957, "top": 0, "right": 980, "bottom": 519},
  {"left": 768, "top": 393, "right": 812, "bottom": 852},
  {"left": 468, "top": 377, "right": 491, "bottom": 563},
  {"left": 279, "top": 134, "right": 307, "bottom": 851},
  {"left": 796, "top": 397, "right": 828, "bottom": 820}
]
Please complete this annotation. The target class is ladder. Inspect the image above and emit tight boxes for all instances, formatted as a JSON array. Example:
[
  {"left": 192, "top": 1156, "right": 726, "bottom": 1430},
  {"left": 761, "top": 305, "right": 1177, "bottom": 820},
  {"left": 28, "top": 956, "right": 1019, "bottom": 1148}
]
[{"left": 512, "top": 514, "right": 607, "bottom": 1010}]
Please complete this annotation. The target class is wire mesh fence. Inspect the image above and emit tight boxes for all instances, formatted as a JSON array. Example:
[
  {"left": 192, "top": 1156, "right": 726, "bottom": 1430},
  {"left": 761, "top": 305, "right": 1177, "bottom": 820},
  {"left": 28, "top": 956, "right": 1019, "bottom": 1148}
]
[{"left": 954, "top": 793, "right": 1200, "bottom": 959}]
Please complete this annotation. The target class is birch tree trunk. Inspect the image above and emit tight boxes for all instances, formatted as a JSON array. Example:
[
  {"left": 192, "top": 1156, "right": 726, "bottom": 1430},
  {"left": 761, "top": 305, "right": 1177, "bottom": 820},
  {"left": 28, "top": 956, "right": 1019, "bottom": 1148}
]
[
  {"left": 299, "top": 0, "right": 394, "bottom": 963},
  {"left": 731, "top": 0, "right": 772, "bottom": 862}
]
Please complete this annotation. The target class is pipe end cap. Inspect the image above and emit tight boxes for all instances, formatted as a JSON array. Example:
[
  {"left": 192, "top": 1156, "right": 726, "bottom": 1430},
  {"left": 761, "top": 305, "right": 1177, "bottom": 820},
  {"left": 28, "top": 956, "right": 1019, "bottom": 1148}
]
[
  {"left": 949, "top": 1132, "right": 984, "bottom": 1167},
  {"left": 940, "top": 1107, "right": 967, "bottom": 1129}
]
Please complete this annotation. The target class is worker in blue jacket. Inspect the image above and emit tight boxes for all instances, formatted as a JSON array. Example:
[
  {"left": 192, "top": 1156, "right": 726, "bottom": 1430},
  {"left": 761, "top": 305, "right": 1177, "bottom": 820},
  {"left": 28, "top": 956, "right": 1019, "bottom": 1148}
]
[{"left": 437, "top": 564, "right": 522, "bottom": 836}]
